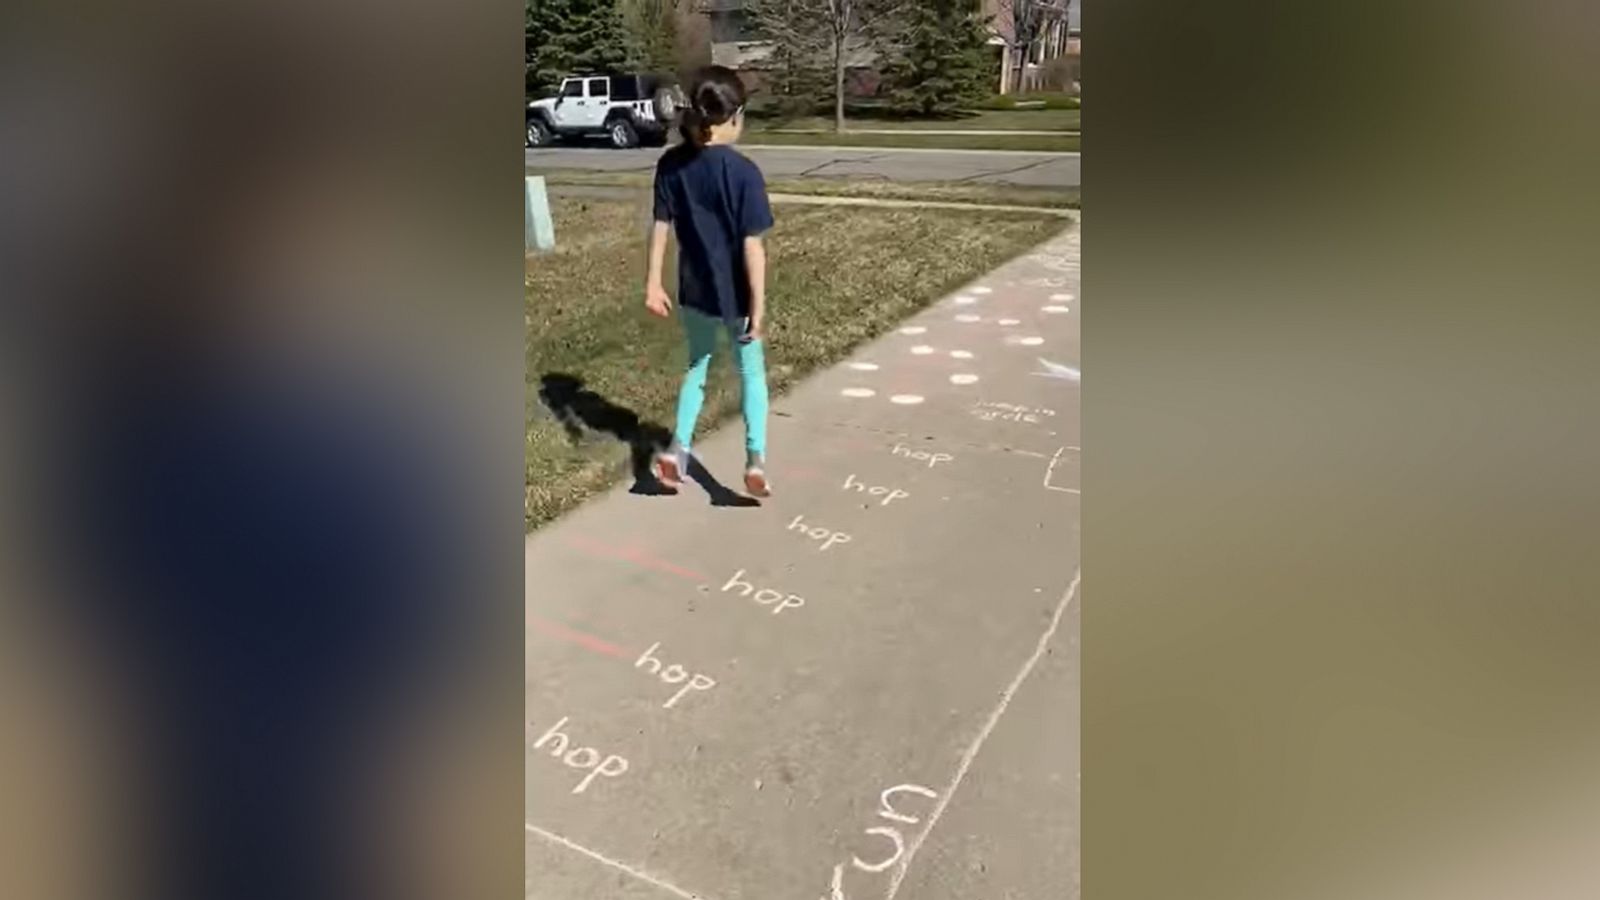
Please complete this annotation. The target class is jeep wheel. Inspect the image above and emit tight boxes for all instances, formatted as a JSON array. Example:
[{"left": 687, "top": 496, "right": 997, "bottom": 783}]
[
  {"left": 609, "top": 118, "right": 639, "bottom": 149},
  {"left": 652, "top": 86, "right": 685, "bottom": 124},
  {"left": 527, "top": 117, "right": 553, "bottom": 148}
]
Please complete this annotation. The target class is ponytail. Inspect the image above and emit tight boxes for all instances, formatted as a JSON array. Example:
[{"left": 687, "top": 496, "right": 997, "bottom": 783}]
[
  {"left": 677, "top": 107, "right": 711, "bottom": 147},
  {"left": 677, "top": 65, "right": 748, "bottom": 149}
]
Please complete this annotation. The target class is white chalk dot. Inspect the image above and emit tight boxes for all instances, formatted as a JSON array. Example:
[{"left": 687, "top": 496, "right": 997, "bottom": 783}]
[
  {"left": 950, "top": 374, "right": 980, "bottom": 385},
  {"left": 889, "top": 394, "right": 925, "bottom": 405},
  {"left": 841, "top": 387, "right": 876, "bottom": 398},
  {"left": 847, "top": 362, "right": 880, "bottom": 371},
  {"left": 1050, "top": 293, "right": 1075, "bottom": 301},
  {"left": 972, "top": 286, "right": 994, "bottom": 295},
  {"left": 998, "top": 318, "right": 1021, "bottom": 326},
  {"left": 953, "top": 296, "right": 979, "bottom": 305},
  {"left": 910, "top": 345, "right": 935, "bottom": 355},
  {"left": 955, "top": 314, "right": 982, "bottom": 323},
  {"left": 899, "top": 326, "right": 927, "bottom": 335},
  {"left": 949, "top": 350, "right": 974, "bottom": 359},
  {"left": 1041, "top": 305, "right": 1071, "bottom": 313},
  {"left": 1019, "top": 336, "right": 1045, "bottom": 346}
]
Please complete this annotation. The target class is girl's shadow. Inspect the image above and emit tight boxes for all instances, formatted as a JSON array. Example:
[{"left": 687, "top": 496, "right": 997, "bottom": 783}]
[{"left": 537, "top": 373, "right": 759, "bottom": 507}]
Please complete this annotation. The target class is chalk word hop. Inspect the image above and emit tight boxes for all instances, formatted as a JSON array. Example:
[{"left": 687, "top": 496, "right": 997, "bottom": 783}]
[
  {"left": 635, "top": 641, "right": 717, "bottom": 709},
  {"left": 787, "top": 514, "right": 852, "bottom": 552},
  {"left": 841, "top": 473, "right": 910, "bottom": 507},
  {"left": 722, "top": 569, "right": 806, "bottom": 615},
  {"left": 890, "top": 443, "right": 953, "bottom": 468},
  {"left": 531, "top": 716, "right": 629, "bottom": 794},
  {"left": 820, "top": 783, "right": 939, "bottom": 899}
]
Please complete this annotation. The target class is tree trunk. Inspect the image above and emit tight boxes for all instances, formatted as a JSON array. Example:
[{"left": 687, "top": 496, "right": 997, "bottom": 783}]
[{"left": 834, "top": 37, "right": 846, "bottom": 133}]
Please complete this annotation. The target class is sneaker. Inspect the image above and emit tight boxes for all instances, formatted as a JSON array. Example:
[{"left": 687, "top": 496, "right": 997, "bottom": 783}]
[
  {"left": 743, "top": 452, "right": 771, "bottom": 498},
  {"left": 654, "top": 446, "right": 685, "bottom": 489}
]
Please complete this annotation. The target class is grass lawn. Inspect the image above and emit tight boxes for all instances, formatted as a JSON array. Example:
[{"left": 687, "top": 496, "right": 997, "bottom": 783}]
[
  {"left": 749, "top": 107, "right": 1080, "bottom": 133},
  {"left": 742, "top": 130, "right": 1078, "bottom": 152},
  {"left": 526, "top": 198, "right": 1065, "bottom": 530},
  {"left": 532, "top": 169, "right": 1080, "bottom": 210}
]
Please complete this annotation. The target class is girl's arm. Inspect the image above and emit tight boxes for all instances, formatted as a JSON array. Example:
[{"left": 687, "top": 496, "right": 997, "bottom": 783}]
[
  {"left": 743, "top": 235, "right": 766, "bottom": 340},
  {"left": 645, "top": 220, "right": 672, "bottom": 317}
]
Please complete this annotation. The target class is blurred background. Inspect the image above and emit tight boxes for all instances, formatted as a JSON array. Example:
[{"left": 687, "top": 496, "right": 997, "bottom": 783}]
[
  {"left": 3, "top": 0, "right": 1599, "bottom": 898},
  {"left": 0, "top": 2, "right": 523, "bottom": 899}
]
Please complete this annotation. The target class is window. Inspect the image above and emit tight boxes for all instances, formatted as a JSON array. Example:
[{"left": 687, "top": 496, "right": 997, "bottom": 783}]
[
  {"left": 611, "top": 76, "right": 643, "bottom": 102},
  {"left": 586, "top": 77, "right": 609, "bottom": 98},
  {"left": 559, "top": 80, "right": 583, "bottom": 98}
]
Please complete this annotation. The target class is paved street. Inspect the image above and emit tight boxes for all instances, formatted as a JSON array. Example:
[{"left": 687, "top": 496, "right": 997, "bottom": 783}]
[
  {"left": 527, "top": 145, "right": 1080, "bottom": 187},
  {"left": 526, "top": 223, "right": 1081, "bottom": 899}
]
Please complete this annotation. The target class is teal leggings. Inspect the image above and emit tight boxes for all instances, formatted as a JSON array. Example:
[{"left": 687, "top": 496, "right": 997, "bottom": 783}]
[{"left": 674, "top": 307, "right": 768, "bottom": 455}]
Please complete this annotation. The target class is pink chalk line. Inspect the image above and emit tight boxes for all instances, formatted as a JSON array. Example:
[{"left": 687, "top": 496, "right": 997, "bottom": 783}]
[
  {"left": 527, "top": 615, "right": 628, "bottom": 659},
  {"left": 564, "top": 535, "right": 709, "bottom": 583}
]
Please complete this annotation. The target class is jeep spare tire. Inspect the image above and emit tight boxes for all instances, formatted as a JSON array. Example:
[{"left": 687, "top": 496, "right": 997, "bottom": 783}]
[{"left": 652, "top": 85, "right": 685, "bottom": 123}]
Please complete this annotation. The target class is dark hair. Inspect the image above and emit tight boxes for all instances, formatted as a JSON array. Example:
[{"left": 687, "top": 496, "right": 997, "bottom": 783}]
[{"left": 678, "top": 65, "right": 748, "bottom": 147}]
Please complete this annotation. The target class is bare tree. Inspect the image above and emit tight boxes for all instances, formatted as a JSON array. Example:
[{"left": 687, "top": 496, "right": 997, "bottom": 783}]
[
  {"left": 822, "top": 0, "right": 858, "bottom": 132},
  {"left": 749, "top": 0, "right": 832, "bottom": 118},
  {"left": 821, "top": 0, "right": 907, "bottom": 131}
]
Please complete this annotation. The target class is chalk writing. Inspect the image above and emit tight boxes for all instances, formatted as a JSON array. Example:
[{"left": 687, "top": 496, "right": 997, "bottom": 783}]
[
  {"left": 842, "top": 473, "right": 910, "bottom": 507},
  {"left": 852, "top": 828, "right": 905, "bottom": 873},
  {"left": 878, "top": 784, "right": 939, "bottom": 823},
  {"left": 817, "top": 782, "right": 939, "bottom": 900},
  {"left": 788, "top": 514, "right": 852, "bottom": 552},
  {"left": 1034, "top": 358, "right": 1081, "bottom": 381},
  {"left": 1044, "top": 445, "right": 1081, "bottom": 495},
  {"left": 635, "top": 642, "right": 718, "bottom": 709},
  {"left": 891, "top": 443, "right": 953, "bottom": 468},
  {"left": 1026, "top": 252, "right": 1078, "bottom": 273},
  {"left": 531, "top": 716, "right": 629, "bottom": 794},
  {"left": 722, "top": 569, "right": 806, "bottom": 614},
  {"left": 972, "top": 401, "right": 1056, "bottom": 425}
]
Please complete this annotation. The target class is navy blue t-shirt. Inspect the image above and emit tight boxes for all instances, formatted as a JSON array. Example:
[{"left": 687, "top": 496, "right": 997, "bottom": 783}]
[{"left": 652, "top": 144, "right": 774, "bottom": 324}]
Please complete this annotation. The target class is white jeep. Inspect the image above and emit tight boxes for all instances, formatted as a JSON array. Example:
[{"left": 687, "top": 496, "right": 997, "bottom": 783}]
[{"left": 527, "top": 73, "right": 683, "bottom": 149}]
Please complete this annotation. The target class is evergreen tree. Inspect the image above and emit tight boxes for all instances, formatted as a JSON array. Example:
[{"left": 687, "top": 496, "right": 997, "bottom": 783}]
[
  {"left": 881, "top": 0, "right": 993, "bottom": 116},
  {"left": 526, "top": 0, "right": 630, "bottom": 97}
]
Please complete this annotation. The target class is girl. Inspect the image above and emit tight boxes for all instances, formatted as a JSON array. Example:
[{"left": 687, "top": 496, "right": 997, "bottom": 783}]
[{"left": 644, "top": 65, "right": 774, "bottom": 498}]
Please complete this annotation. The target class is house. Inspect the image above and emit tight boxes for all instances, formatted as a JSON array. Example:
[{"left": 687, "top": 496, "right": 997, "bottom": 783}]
[
  {"left": 696, "top": 0, "right": 881, "bottom": 96},
  {"left": 692, "top": 0, "right": 1078, "bottom": 97},
  {"left": 986, "top": 0, "right": 1079, "bottom": 94}
]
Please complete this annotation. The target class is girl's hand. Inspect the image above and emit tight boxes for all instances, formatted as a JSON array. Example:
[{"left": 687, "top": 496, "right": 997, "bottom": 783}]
[
  {"left": 741, "top": 318, "right": 764, "bottom": 344},
  {"left": 645, "top": 283, "right": 673, "bottom": 318}
]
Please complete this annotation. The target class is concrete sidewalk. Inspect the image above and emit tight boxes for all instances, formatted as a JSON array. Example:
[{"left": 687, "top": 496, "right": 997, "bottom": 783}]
[{"left": 526, "top": 224, "right": 1081, "bottom": 899}]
